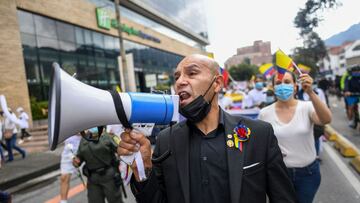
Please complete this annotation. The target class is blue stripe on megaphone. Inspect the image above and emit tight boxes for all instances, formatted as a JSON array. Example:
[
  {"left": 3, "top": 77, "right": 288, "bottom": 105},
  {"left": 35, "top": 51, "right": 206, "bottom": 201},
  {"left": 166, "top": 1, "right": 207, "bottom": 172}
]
[{"left": 128, "top": 93, "right": 174, "bottom": 125}]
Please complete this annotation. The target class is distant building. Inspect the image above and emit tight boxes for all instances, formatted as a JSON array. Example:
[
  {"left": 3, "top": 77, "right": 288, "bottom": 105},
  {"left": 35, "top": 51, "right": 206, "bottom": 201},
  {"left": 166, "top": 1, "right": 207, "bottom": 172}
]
[
  {"left": 345, "top": 40, "right": 360, "bottom": 66},
  {"left": 319, "top": 41, "right": 359, "bottom": 76},
  {"left": 225, "top": 40, "right": 272, "bottom": 68}
]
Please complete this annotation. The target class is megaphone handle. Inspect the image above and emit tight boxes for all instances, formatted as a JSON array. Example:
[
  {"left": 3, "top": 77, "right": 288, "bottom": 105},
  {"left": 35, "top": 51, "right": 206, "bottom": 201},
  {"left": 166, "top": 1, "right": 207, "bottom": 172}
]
[{"left": 109, "top": 90, "right": 132, "bottom": 129}]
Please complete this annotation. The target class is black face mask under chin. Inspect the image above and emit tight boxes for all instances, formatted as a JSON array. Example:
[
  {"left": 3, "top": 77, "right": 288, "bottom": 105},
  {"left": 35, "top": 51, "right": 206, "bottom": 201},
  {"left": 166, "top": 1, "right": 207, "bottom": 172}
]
[{"left": 179, "top": 77, "right": 216, "bottom": 123}]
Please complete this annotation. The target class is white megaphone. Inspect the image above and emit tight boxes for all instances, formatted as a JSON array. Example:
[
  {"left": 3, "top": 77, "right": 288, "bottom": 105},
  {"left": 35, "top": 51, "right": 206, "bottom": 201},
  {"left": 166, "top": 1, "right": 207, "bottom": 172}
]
[{"left": 48, "top": 62, "right": 179, "bottom": 150}]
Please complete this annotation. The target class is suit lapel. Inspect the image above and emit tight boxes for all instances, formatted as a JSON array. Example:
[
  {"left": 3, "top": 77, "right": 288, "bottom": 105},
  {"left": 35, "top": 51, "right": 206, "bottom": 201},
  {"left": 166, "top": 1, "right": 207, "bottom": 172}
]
[
  {"left": 172, "top": 122, "right": 190, "bottom": 203},
  {"left": 224, "top": 113, "right": 246, "bottom": 203}
]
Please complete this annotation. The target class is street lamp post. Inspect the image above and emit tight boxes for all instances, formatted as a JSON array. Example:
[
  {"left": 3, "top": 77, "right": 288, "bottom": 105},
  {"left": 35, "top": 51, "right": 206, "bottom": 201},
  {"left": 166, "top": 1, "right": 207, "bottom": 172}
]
[{"left": 114, "top": 0, "right": 128, "bottom": 92}]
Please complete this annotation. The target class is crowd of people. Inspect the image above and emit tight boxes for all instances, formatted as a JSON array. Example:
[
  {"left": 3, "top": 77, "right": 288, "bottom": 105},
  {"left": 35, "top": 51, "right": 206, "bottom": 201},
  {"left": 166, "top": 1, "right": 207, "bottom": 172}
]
[
  {"left": 0, "top": 107, "right": 31, "bottom": 166},
  {"left": 115, "top": 54, "right": 333, "bottom": 203},
  {"left": 0, "top": 106, "right": 31, "bottom": 203},
  {"left": 60, "top": 55, "right": 359, "bottom": 203},
  {"left": 2, "top": 53, "right": 359, "bottom": 203}
]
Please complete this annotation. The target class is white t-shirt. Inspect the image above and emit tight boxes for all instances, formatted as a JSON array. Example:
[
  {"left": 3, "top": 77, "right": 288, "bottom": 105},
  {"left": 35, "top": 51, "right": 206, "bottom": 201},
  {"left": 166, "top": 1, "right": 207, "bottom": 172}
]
[
  {"left": 62, "top": 135, "right": 81, "bottom": 158},
  {"left": 247, "top": 88, "right": 266, "bottom": 107},
  {"left": 4, "top": 113, "right": 18, "bottom": 134},
  {"left": 258, "top": 101, "right": 316, "bottom": 168},
  {"left": 19, "top": 112, "right": 29, "bottom": 129},
  {"left": 61, "top": 135, "right": 81, "bottom": 174}
]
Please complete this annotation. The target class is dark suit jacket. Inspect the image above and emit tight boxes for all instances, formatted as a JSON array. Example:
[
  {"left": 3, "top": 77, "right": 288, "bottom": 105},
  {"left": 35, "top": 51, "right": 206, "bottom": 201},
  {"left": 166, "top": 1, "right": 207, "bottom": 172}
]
[{"left": 131, "top": 110, "right": 298, "bottom": 203}]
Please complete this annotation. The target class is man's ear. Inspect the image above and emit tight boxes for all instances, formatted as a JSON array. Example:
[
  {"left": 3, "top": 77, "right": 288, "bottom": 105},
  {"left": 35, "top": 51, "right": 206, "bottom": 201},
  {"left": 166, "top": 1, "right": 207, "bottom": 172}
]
[{"left": 214, "top": 75, "right": 224, "bottom": 93}]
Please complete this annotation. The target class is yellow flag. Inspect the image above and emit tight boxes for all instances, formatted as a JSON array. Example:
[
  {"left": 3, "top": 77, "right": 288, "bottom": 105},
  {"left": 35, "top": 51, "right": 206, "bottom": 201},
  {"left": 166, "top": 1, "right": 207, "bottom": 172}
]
[
  {"left": 298, "top": 64, "right": 311, "bottom": 73},
  {"left": 275, "top": 49, "right": 293, "bottom": 70},
  {"left": 259, "top": 63, "right": 273, "bottom": 74}
]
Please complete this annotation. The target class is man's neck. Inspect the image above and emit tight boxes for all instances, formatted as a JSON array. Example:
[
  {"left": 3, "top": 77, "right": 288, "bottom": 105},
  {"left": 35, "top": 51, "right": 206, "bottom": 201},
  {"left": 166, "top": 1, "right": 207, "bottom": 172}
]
[{"left": 195, "top": 104, "right": 220, "bottom": 135}]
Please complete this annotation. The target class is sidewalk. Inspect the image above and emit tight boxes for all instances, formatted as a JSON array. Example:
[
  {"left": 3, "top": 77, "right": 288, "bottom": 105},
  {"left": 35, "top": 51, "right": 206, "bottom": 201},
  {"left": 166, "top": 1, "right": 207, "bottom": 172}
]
[{"left": 0, "top": 147, "right": 62, "bottom": 190}]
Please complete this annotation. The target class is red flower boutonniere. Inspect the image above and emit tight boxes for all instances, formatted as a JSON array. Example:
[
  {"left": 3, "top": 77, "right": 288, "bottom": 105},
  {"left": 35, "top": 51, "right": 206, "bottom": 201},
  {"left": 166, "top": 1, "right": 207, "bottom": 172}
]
[{"left": 233, "top": 124, "right": 251, "bottom": 152}]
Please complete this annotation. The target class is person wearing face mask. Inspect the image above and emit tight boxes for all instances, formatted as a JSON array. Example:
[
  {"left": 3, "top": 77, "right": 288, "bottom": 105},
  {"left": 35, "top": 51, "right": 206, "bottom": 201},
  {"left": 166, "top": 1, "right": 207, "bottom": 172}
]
[
  {"left": 246, "top": 75, "right": 267, "bottom": 108},
  {"left": 258, "top": 72, "right": 332, "bottom": 203},
  {"left": 73, "top": 126, "right": 124, "bottom": 203},
  {"left": 118, "top": 54, "right": 298, "bottom": 203}
]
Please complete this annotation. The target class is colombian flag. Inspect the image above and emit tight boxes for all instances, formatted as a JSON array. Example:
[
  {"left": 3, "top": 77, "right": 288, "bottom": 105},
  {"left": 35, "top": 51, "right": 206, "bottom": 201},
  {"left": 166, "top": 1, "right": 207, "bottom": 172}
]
[
  {"left": 275, "top": 50, "right": 294, "bottom": 80},
  {"left": 298, "top": 64, "right": 311, "bottom": 74},
  {"left": 259, "top": 63, "right": 276, "bottom": 78},
  {"left": 220, "top": 67, "right": 229, "bottom": 88}
]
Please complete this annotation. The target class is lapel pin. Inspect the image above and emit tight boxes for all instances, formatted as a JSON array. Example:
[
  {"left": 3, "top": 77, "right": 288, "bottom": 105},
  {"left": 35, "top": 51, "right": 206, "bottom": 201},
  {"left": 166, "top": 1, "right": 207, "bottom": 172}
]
[
  {"left": 227, "top": 140, "right": 234, "bottom": 148},
  {"left": 233, "top": 124, "right": 251, "bottom": 152}
]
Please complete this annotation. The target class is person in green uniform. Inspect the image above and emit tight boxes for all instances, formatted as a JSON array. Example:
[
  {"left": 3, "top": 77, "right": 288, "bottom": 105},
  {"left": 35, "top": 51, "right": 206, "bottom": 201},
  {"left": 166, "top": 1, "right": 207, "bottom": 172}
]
[{"left": 73, "top": 126, "right": 123, "bottom": 203}]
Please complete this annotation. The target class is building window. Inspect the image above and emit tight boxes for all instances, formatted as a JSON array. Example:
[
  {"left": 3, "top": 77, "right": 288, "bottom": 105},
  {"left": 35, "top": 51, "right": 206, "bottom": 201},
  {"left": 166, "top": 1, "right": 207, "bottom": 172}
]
[
  {"left": 17, "top": 9, "right": 183, "bottom": 100},
  {"left": 353, "top": 45, "right": 360, "bottom": 51},
  {"left": 56, "top": 22, "right": 75, "bottom": 43},
  {"left": 34, "top": 15, "right": 58, "bottom": 39},
  {"left": 18, "top": 10, "right": 35, "bottom": 34}
]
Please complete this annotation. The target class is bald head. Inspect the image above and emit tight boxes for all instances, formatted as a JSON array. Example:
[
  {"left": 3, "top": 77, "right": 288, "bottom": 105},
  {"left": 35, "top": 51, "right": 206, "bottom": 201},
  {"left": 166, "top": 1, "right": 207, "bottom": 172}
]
[{"left": 178, "top": 54, "right": 220, "bottom": 76}]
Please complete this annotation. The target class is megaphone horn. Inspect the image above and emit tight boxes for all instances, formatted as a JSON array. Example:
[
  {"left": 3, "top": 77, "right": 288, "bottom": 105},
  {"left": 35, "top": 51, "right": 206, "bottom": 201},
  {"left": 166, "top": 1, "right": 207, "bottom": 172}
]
[{"left": 48, "top": 62, "right": 179, "bottom": 150}]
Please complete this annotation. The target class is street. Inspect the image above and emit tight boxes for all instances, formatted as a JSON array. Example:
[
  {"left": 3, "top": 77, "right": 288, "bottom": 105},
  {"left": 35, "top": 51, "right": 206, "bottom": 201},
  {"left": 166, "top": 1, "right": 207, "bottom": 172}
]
[{"left": 12, "top": 174, "right": 136, "bottom": 203}]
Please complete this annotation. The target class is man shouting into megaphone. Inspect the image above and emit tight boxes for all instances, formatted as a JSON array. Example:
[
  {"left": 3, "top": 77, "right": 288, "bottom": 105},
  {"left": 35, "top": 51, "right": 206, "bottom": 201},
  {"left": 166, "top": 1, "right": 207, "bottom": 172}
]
[{"left": 118, "top": 54, "right": 298, "bottom": 203}]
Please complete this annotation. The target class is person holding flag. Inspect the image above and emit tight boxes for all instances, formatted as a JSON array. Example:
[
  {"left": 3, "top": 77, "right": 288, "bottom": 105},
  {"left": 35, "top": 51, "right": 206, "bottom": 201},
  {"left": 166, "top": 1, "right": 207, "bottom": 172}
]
[{"left": 258, "top": 51, "right": 332, "bottom": 203}]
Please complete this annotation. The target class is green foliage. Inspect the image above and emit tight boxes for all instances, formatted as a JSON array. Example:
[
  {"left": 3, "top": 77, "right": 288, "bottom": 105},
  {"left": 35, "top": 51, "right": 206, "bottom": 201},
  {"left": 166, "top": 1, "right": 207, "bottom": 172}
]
[
  {"left": 293, "top": 0, "right": 340, "bottom": 74},
  {"left": 292, "top": 32, "right": 328, "bottom": 74},
  {"left": 229, "top": 63, "right": 258, "bottom": 81},
  {"left": 30, "top": 97, "right": 48, "bottom": 120},
  {"left": 292, "top": 48, "right": 318, "bottom": 77},
  {"left": 294, "top": 0, "right": 339, "bottom": 36},
  {"left": 243, "top": 57, "right": 251, "bottom": 65}
]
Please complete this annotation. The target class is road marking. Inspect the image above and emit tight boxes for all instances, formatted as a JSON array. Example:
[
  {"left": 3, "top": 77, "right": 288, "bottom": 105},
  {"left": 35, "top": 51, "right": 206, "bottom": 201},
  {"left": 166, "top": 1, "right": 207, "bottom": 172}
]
[
  {"left": 44, "top": 183, "right": 86, "bottom": 203},
  {"left": 332, "top": 103, "right": 338, "bottom": 108},
  {"left": 323, "top": 143, "right": 360, "bottom": 195}
]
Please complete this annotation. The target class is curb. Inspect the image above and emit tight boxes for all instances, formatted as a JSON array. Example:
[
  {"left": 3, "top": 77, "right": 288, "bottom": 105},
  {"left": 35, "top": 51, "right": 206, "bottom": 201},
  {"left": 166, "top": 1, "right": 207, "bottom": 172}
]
[
  {"left": 0, "top": 162, "right": 59, "bottom": 190},
  {"left": 351, "top": 156, "right": 360, "bottom": 173},
  {"left": 325, "top": 125, "right": 360, "bottom": 173}
]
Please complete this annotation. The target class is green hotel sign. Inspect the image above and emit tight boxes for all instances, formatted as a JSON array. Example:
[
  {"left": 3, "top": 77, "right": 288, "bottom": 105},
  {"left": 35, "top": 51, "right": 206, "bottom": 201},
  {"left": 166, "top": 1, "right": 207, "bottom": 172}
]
[
  {"left": 96, "top": 8, "right": 111, "bottom": 29},
  {"left": 96, "top": 8, "right": 160, "bottom": 43}
]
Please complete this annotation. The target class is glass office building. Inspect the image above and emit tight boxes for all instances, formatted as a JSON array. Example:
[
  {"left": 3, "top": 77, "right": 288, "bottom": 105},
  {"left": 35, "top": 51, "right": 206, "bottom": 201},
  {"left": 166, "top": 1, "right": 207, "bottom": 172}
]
[
  {"left": 0, "top": 0, "right": 208, "bottom": 119},
  {"left": 18, "top": 10, "right": 185, "bottom": 100}
]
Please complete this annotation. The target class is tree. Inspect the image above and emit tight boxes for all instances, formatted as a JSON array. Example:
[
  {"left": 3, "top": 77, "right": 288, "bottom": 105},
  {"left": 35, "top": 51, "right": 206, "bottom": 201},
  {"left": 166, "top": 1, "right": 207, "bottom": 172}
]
[
  {"left": 294, "top": 0, "right": 339, "bottom": 36},
  {"left": 292, "top": 32, "right": 328, "bottom": 73},
  {"left": 243, "top": 57, "right": 251, "bottom": 65},
  {"left": 229, "top": 63, "right": 258, "bottom": 81},
  {"left": 293, "top": 0, "right": 340, "bottom": 72}
]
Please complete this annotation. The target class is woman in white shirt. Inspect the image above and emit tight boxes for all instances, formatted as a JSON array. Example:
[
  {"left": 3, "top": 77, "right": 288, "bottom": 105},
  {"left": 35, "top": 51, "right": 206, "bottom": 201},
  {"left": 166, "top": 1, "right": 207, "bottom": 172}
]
[
  {"left": 258, "top": 72, "right": 331, "bottom": 203},
  {"left": 4, "top": 110, "right": 26, "bottom": 162}
]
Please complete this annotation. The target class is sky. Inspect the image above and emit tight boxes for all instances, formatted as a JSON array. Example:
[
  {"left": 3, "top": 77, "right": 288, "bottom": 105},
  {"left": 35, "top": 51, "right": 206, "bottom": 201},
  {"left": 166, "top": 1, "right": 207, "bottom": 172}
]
[{"left": 205, "top": 0, "right": 360, "bottom": 66}]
